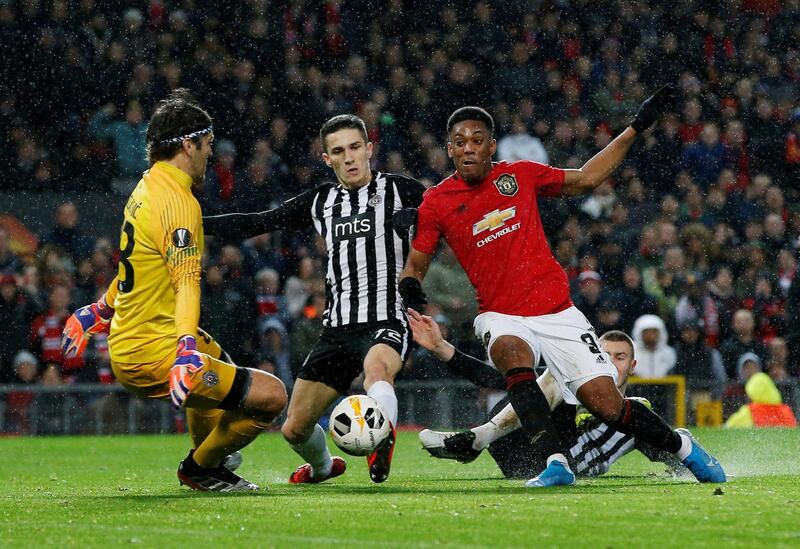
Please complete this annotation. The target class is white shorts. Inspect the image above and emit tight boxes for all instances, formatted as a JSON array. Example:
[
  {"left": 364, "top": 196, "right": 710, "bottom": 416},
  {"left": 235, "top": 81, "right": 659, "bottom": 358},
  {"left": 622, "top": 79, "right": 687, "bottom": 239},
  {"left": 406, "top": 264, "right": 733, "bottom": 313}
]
[{"left": 474, "top": 306, "right": 618, "bottom": 405}]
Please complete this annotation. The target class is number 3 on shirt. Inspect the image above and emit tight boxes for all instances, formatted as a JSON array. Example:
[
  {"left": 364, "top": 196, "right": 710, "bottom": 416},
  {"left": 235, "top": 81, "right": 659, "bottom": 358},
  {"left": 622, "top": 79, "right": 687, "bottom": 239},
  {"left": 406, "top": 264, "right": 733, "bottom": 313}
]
[{"left": 118, "top": 221, "right": 135, "bottom": 293}]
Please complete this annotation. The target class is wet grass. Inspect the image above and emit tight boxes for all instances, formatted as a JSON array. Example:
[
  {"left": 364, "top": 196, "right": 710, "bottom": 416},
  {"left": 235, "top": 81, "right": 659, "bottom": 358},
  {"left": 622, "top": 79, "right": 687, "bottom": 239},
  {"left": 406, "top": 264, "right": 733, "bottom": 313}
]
[{"left": 2, "top": 429, "right": 799, "bottom": 547}]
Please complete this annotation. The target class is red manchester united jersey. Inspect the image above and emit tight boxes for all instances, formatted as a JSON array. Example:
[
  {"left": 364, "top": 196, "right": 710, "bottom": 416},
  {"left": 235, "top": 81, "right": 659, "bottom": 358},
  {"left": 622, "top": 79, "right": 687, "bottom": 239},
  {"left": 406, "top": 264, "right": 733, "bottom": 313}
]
[{"left": 413, "top": 160, "right": 571, "bottom": 316}]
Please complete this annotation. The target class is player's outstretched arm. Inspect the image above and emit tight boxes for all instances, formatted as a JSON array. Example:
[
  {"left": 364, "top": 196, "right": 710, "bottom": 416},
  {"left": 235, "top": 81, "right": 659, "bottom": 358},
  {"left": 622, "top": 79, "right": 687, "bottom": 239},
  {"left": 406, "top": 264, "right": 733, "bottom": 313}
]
[
  {"left": 61, "top": 278, "right": 118, "bottom": 359},
  {"left": 202, "top": 186, "right": 319, "bottom": 239},
  {"left": 408, "top": 308, "right": 454, "bottom": 360},
  {"left": 409, "top": 308, "right": 507, "bottom": 391},
  {"left": 560, "top": 84, "right": 676, "bottom": 196}
]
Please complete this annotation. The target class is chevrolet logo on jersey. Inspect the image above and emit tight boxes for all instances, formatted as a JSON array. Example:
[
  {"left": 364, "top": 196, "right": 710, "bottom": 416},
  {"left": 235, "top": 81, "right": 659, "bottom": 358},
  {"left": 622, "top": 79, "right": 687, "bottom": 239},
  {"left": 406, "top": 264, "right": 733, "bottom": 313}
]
[{"left": 472, "top": 207, "right": 517, "bottom": 235}]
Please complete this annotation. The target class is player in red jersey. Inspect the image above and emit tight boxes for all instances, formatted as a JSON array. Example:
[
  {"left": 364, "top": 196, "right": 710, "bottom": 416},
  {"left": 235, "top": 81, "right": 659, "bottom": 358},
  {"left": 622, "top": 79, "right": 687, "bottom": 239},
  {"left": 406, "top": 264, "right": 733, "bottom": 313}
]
[{"left": 399, "top": 87, "right": 725, "bottom": 487}]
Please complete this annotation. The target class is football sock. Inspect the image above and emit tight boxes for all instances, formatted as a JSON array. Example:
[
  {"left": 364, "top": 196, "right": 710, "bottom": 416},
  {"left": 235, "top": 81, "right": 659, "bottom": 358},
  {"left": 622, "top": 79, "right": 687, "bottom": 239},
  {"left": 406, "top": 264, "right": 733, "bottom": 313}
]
[
  {"left": 472, "top": 402, "right": 521, "bottom": 450},
  {"left": 677, "top": 433, "right": 692, "bottom": 460},
  {"left": 187, "top": 407, "right": 223, "bottom": 449},
  {"left": 192, "top": 410, "right": 270, "bottom": 469},
  {"left": 367, "top": 380, "right": 398, "bottom": 425},
  {"left": 290, "top": 423, "right": 333, "bottom": 478},
  {"left": 504, "top": 368, "right": 564, "bottom": 459},
  {"left": 609, "top": 398, "right": 682, "bottom": 454}
]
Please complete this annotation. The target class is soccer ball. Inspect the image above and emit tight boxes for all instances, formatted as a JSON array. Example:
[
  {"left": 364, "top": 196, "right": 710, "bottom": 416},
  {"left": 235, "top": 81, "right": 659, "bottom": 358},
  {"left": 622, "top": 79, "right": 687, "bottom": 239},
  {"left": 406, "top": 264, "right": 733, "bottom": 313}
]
[{"left": 329, "top": 395, "right": 391, "bottom": 456}]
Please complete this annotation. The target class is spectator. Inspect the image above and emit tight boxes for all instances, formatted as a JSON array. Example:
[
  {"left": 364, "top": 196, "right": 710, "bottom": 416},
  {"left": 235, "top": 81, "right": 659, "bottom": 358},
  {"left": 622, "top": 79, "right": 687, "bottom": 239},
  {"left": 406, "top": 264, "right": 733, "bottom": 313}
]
[
  {"left": 289, "top": 291, "right": 326, "bottom": 378},
  {"left": 596, "top": 295, "right": 624, "bottom": 333},
  {"left": 39, "top": 202, "right": 93, "bottom": 264},
  {"left": 199, "top": 138, "right": 239, "bottom": 216},
  {"left": 0, "top": 274, "right": 36, "bottom": 382},
  {"left": 735, "top": 351, "right": 763, "bottom": 384},
  {"left": 725, "top": 372, "right": 797, "bottom": 428},
  {"left": 681, "top": 123, "right": 727, "bottom": 189},
  {"left": 765, "top": 337, "right": 791, "bottom": 382},
  {"left": 720, "top": 309, "right": 768, "bottom": 379},
  {"left": 423, "top": 244, "right": 478, "bottom": 332},
  {"left": 200, "top": 265, "right": 256, "bottom": 365},
  {"left": 631, "top": 314, "right": 677, "bottom": 378},
  {"left": 747, "top": 273, "right": 785, "bottom": 343},
  {"left": 708, "top": 265, "right": 739, "bottom": 344},
  {"left": 88, "top": 100, "right": 148, "bottom": 191},
  {"left": 673, "top": 317, "right": 727, "bottom": 399},
  {"left": 785, "top": 270, "right": 800, "bottom": 378},
  {"left": 496, "top": 116, "right": 549, "bottom": 164},
  {"left": 284, "top": 257, "right": 322, "bottom": 319},
  {"left": 30, "top": 284, "right": 84, "bottom": 381},
  {"left": 4, "top": 350, "right": 39, "bottom": 434},
  {"left": 0, "top": 227, "right": 22, "bottom": 275},
  {"left": 256, "top": 317, "right": 292, "bottom": 391},
  {"left": 673, "top": 272, "right": 721, "bottom": 348},
  {"left": 573, "top": 271, "right": 603, "bottom": 329},
  {"left": 617, "top": 265, "right": 656, "bottom": 332},
  {"left": 241, "top": 233, "right": 290, "bottom": 280},
  {"left": 254, "top": 267, "right": 288, "bottom": 326}
]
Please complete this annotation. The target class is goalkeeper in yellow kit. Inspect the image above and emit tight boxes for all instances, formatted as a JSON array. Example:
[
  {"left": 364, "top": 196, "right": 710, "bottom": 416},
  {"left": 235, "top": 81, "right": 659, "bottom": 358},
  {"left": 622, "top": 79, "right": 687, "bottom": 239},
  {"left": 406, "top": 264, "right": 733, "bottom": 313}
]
[{"left": 61, "top": 89, "right": 287, "bottom": 492}]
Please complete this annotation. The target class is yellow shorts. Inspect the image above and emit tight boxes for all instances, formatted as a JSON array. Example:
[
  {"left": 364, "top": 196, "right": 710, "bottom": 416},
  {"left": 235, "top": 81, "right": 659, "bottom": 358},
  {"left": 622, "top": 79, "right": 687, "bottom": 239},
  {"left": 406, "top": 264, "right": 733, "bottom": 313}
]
[{"left": 111, "top": 328, "right": 248, "bottom": 409}]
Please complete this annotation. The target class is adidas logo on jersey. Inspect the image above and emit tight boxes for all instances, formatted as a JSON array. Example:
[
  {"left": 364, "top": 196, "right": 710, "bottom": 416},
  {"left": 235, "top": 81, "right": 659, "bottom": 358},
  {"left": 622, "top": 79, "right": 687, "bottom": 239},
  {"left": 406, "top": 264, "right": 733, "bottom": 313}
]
[{"left": 596, "top": 355, "right": 606, "bottom": 363}]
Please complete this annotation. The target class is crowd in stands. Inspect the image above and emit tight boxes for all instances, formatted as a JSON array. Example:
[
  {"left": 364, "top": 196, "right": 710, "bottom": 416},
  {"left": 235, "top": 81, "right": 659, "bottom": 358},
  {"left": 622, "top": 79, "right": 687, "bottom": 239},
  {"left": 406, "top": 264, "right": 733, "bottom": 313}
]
[{"left": 1, "top": 0, "right": 799, "bottom": 431}]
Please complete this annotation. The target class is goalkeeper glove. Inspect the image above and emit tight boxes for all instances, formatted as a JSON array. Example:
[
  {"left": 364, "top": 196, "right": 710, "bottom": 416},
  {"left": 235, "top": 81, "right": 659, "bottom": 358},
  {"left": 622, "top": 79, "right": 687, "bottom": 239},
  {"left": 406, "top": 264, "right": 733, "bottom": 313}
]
[
  {"left": 630, "top": 84, "right": 677, "bottom": 133},
  {"left": 61, "top": 294, "right": 115, "bottom": 359},
  {"left": 398, "top": 277, "right": 427, "bottom": 310},
  {"left": 168, "top": 335, "right": 206, "bottom": 410},
  {"left": 627, "top": 396, "right": 652, "bottom": 409}
]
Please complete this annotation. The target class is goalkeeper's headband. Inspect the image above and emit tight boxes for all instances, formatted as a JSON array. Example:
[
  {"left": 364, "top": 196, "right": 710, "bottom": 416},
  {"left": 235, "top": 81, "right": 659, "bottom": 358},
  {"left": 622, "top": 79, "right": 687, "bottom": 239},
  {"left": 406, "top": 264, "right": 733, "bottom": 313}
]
[{"left": 157, "top": 126, "right": 213, "bottom": 145}]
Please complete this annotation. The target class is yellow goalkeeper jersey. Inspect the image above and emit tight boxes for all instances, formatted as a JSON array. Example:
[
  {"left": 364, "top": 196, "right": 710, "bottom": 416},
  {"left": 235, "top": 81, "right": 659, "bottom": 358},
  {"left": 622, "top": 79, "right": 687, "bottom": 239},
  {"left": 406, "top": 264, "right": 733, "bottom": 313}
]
[{"left": 107, "top": 161, "right": 203, "bottom": 364}]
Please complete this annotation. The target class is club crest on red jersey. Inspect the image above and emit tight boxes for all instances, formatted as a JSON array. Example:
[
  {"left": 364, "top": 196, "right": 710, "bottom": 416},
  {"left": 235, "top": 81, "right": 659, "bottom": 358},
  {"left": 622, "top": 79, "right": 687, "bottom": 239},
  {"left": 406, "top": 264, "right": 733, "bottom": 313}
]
[{"left": 493, "top": 174, "right": 518, "bottom": 197}]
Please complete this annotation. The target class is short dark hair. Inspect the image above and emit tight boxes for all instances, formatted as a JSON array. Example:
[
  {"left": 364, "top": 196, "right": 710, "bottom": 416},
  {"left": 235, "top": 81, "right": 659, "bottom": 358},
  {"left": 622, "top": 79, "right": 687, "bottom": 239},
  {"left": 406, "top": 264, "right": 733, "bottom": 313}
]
[
  {"left": 599, "top": 330, "right": 635, "bottom": 358},
  {"left": 319, "top": 114, "right": 368, "bottom": 152},
  {"left": 447, "top": 106, "right": 494, "bottom": 136},
  {"left": 146, "top": 88, "right": 213, "bottom": 165}
]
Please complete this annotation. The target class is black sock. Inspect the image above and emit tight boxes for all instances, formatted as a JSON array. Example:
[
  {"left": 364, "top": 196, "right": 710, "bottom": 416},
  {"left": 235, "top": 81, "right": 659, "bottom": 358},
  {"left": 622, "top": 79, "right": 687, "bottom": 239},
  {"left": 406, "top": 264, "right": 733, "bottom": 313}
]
[
  {"left": 504, "top": 368, "right": 563, "bottom": 458},
  {"left": 610, "top": 398, "right": 682, "bottom": 453}
]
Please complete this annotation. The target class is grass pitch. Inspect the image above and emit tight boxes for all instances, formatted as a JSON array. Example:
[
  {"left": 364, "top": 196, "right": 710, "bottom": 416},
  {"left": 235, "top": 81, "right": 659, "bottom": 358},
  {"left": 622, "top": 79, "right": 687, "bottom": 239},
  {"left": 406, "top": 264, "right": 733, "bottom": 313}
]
[{"left": 2, "top": 428, "right": 799, "bottom": 548}]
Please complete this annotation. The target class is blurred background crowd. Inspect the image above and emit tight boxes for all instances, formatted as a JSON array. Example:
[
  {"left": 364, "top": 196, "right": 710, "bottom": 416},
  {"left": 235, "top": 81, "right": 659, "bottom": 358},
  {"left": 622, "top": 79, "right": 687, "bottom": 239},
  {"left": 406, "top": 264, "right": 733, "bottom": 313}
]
[{"left": 1, "top": 0, "right": 799, "bottom": 431}]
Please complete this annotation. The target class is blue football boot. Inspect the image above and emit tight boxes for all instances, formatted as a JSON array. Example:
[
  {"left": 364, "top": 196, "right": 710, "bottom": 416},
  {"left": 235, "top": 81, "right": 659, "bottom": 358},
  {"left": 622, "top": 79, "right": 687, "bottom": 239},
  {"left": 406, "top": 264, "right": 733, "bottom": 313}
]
[
  {"left": 681, "top": 436, "right": 727, "bottom": 483},
  {"left": 525, "top": 460, "right": 576, "bottom": 488}
]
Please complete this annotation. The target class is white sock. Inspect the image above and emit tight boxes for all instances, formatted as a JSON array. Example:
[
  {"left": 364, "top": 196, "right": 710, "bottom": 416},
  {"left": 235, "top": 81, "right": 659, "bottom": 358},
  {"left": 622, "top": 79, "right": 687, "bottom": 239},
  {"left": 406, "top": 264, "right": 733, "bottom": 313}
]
[
  {"left": 367, "top": 380, "right": 398, "bottom": 426},
  {"left": 290, "top": 424, "right": 332, "bottom": 478},
  {"left": 471, "top": 402, "right": 522, "bottom": 450},
  {"left": 676, "top": 433, "right": 692, "bottom": 460},
  {"left": 546, "top": 453, "right": 570, "bottom": 468}
]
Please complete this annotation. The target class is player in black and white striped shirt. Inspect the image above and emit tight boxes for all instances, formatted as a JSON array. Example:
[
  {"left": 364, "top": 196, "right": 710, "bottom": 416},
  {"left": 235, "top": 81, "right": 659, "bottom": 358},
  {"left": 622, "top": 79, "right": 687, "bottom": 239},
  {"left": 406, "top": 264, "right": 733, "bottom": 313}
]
[
  {"left": 409, "top": 311, "right": 686, "bottom": 479},
  {"left": 204, "top": 115, "right": 425, "bottom": 484}
]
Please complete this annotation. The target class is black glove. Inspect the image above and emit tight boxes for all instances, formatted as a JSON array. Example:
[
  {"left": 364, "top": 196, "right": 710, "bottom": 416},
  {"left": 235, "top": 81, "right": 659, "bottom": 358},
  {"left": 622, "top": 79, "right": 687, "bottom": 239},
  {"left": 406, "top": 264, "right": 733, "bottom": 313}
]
[
  {"left": 392, "top": 207, "right": 418, "bottom": 239},
  {"left": 398, "top": 277, "right": 427, "bottom": 310},
  {"left": 630, "top": 84, "right": 677, "bottom": 133}
]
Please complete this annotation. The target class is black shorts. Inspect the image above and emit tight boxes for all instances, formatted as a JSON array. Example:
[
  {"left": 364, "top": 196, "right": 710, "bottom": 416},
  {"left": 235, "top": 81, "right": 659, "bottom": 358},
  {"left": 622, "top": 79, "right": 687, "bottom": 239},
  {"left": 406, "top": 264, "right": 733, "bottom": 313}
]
[{"left": 297, "top": 320, "right": 411, "bottom": 394}]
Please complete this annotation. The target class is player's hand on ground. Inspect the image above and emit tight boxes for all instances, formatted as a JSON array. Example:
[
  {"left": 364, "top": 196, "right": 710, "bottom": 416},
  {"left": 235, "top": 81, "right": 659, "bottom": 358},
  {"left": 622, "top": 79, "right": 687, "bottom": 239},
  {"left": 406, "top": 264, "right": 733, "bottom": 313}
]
[
  {"left": 61, "top": 295, "right": 115, "bottom": 359},
  {"left": 169, "top": 335, "right": 205, "bottom": 410},
  {"left": 398, "top": 277, "right": 427, "bottom": 310},
  {"left": 630, "top": 84, "right": 677, "bottom": 133}
]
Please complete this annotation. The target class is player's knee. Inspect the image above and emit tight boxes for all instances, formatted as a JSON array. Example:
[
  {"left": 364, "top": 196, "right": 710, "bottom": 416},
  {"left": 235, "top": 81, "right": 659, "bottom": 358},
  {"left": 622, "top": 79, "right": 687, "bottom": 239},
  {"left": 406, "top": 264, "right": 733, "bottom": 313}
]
[
  {"left": 489, "top": 336, "right": 532, "bottom": 370},
  {"left": 245, "top": 371, "right": 287, "bottom": 419},
  {"left": 363, "top": 364, "right": 391, "bottom": 387},
  {"left": 281, "top": 418, "right": 313, "bottom": 445}
]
